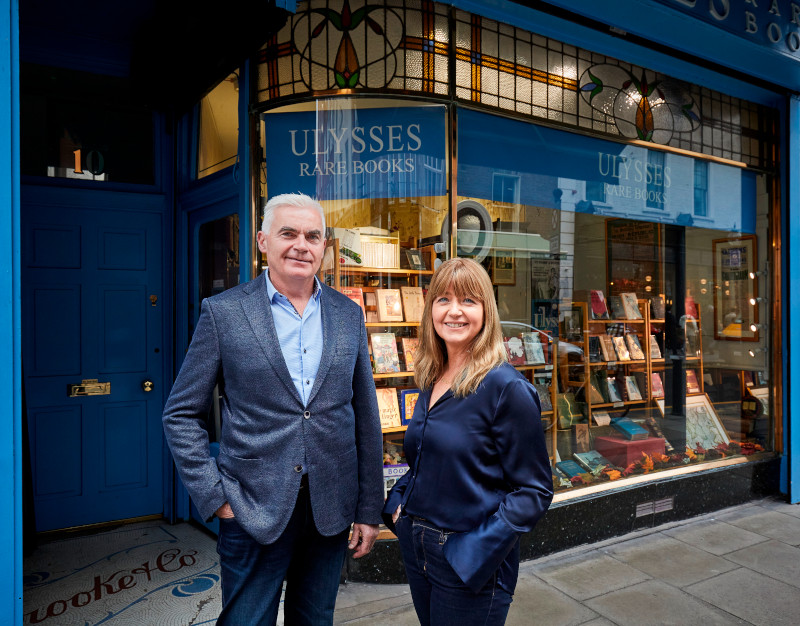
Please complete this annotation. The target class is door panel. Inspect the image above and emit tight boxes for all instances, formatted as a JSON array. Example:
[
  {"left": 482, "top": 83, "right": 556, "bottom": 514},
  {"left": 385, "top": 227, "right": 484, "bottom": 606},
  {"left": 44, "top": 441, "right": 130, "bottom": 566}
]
[{"left": 23, "top": 204, "right": 164, "bottom": 531}]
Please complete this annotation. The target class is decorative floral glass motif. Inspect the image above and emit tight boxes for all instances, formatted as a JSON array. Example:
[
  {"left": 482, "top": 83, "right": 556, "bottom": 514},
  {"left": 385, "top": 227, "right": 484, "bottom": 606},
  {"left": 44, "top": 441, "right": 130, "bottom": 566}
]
[{"left": 579, "top": 65, "right": 701, "bottom": 143}]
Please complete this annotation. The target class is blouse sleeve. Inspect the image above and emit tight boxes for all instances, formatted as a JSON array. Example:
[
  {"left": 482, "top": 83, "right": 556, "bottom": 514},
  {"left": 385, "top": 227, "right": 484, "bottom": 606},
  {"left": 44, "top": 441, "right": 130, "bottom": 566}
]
[{"left": 443, "top": 378, "right": 554, "bottom": 592}]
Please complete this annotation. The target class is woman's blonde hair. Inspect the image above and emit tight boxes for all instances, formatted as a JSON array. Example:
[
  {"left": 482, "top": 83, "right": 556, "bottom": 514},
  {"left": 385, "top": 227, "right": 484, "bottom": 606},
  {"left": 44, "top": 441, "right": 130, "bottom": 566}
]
[{"left": 414, "top": 258, "right": 507, "bottom": 396}]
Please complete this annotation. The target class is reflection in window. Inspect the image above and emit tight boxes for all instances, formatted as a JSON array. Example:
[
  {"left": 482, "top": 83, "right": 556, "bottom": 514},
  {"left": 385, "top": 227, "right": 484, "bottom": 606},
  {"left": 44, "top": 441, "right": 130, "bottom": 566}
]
[
  {"left": 197, "top": 71, "right": 239, "bottom": 179},
  {"left": 694, "top": 160, "right": 708, "bottom": 217},
  {"left": 493, "top": 174, "right": 520, "bottom": 205},
  {"left": 646, "top": 150, "right": 665, "bottom": 210}
]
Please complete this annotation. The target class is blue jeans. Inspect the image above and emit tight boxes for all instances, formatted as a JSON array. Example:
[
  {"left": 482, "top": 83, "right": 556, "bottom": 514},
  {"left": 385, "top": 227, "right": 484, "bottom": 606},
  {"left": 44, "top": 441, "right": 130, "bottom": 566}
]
[
  {"left": 396, "top": 516, "right": 513, "bottom": 626},
  {"left": 215, "top": 485, "right": 349, "bottom": 625}
]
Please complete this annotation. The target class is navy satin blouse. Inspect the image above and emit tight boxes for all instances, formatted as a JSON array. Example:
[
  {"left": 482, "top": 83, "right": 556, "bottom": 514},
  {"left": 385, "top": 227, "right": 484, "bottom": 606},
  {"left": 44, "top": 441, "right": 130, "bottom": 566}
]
[{"left": 382, "top": 363, "right": 554, "bottom": 593}]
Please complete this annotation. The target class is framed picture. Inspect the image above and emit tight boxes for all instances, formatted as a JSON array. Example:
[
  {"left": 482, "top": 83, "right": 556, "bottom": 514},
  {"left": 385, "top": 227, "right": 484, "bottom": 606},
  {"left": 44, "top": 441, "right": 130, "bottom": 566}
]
[
  {"left": 655, "top": 394, "right": 730, "bottom": 450},
  {"left": 404, "top": 248, "right": 427, "bottom": 271},
  {"left": 492, "top": 250, "right": 516, "bottom": 285},
  {"left": 713, "top": 235, "right": 758, "bottom": 341}
]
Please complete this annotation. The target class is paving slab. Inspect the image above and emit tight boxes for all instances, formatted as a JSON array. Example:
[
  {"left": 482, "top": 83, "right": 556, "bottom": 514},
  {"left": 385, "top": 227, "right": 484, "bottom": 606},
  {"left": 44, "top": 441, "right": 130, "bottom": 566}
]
[
  {"left": 585, "top": 579, "right": 749, "bottom": 626},
  {"left": 720, "top": 510, "right": 800, "bottom": 546},
  {"left": 602, "top": 534, "right": 737, "bottom": 588},
  {"left": 686, "top": 567, "right": 800, "bottom": 626},
  {"left": 661, "top": 519, "right": 766, "bottom": 555},
  {"left": 530, "top": 550, "right": 650, "bottom": 601},
  {"left": 508, "top": 570, "right": 600, "bottom": 626},
  {"left": 335, "top": 602, "right": 420, "bottom": 625},
  {"left": 723, "top": 539, "right": 800, "bottom": 588},
  {"left": 333, "top": 583, "right": 413, "bottom": 621}
]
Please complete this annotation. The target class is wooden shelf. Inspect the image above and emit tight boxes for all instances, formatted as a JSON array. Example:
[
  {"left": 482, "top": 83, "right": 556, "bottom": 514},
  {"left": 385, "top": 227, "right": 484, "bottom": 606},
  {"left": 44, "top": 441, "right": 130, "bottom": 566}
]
[
  {"left": 382, "top": 426, "right": 408, "bottom": 433},
  {"left": 374, "top": 371, "right": 415, "bottom": 379},
  {"left": 341, "top": 266, "right": 434, "bottom": 276},
  {"left": 366, "top": 322, "right": 421, "bottom": 327}
]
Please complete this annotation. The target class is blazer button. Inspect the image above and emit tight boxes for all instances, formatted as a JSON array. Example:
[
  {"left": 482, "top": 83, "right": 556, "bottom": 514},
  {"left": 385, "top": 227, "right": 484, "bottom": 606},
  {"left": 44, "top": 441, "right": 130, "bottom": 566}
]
[
  {"left": 304, "top": 411, "right": 311, "bottom": 419},
  {"left": 294, "top": 465, "right": 303, "bottom": 473}
]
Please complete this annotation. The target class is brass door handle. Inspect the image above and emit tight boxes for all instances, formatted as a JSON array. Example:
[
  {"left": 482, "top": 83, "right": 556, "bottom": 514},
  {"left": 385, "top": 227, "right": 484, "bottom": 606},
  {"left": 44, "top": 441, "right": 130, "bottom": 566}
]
[{"left": 142, "top": 380, "right": 154, "bottom": 392}]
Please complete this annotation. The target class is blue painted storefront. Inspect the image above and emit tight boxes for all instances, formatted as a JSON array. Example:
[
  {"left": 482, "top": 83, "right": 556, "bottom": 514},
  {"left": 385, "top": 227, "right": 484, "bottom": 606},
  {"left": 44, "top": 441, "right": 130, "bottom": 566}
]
[{"left": 2, "top": 0, "right": 799, "bottom": 619}]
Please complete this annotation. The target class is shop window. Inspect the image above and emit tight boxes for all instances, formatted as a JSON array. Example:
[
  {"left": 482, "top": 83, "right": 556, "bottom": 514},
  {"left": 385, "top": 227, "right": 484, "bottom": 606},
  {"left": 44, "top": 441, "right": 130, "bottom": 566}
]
[
  {"left": 493, "top": 174, "right": 520, "bottom": 206},
  {"left": 197, "top": 71, "right": 239, "bottom": 179},
  {"left": 694, "top": 160, "right": 709, "bottom": 217},
  {"left": 458, "top": 108, "right": 774, "bottom": 495}
]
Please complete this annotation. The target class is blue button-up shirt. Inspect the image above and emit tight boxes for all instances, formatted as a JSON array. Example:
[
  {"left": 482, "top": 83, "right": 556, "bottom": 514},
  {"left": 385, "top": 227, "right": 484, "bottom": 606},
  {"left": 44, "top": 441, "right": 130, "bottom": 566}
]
[{"left": 265, "top": 271, "right": 323, "bottom": 407}]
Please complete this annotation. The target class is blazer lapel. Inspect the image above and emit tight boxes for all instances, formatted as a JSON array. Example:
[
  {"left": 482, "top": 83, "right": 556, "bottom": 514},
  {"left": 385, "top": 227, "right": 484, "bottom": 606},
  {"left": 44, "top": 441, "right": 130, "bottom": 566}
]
[
  {"left": 307, "top": 286, "right": 339, "bottom": 406},
  {"left": 240, "top": 275, "right": 303, "bottom": 406}
]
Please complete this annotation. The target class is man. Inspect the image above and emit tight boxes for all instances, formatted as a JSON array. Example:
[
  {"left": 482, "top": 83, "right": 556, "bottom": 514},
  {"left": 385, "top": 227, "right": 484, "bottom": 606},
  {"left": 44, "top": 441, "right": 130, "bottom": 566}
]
[{"left": 163, "top": 193, "right": 384, "bottom": 625}]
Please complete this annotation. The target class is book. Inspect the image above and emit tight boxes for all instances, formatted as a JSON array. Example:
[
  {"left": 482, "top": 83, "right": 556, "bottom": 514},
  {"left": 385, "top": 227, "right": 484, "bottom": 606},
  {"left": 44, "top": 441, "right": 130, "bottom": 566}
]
[
  {"left": 555, "top": 459, "right": 587, "bottom": 478},
  {"left": 592, "top": 410, "right": 612, "bottom": 426},
  {"left": 620, "top": 292, "right": 643, "bottom": 319},
  {"left": 611, "top": 416, "right": 650, "bottom": 440},
  {"left": 339, "top": 287, "right": 366, "bottom": 321},
  {"left": 599, "top": 335, "right": 616, "bottom": 361},
  {"left": 650, "top": 372, "right": 665, "bottom": 398},
  {"left": 364, "top": 291, "right": 377, "bottom": 308},
  {"left": 588, "top": 336, "right": 602, "bottom": 363},
  {"left": 686, "top": 369, "right": 701, "bottom": 394},
  {"left": 591, "top": 370, "right": 610, "bottom": 403},
  {"left": 649, "top": 335, "right": 662, "bottom": 359},
  {"left": 625, "top": 333, "right": 646, "bottom": 361},
  {"left": 375, "top": 288, "right": 404, "bottom": 322},
  {"left": 574, "top": 450, "right": 613, "bottom": 476},
  {"left": 624, "top": 375, "right": 643, "bottom": 401},
  {"left": 401, "top": 337, "right": 419, "bottom": 372},
  {"left": 650, "top": 295, "right": 665, "bottom": 319},
  {"left": 612, "top": 336, "right": 631, "bottom": 361},
  {"left": 607, "top": 377, "right": 623, "bottom": 403},
  {"left": 383, "top": 463, "right": 409, "bottom": 498},
  {"left": 574, "top": 423, "right": 590, "bottom": 452},
  {"left": 376, "top": 387, "right": 402, "bottom": 429},
  {"left": 371, "top": 333, "right": 401, "bottom": 374},
  {"left": 399, "top": 388, "right": 420, "bottom": 425},
  {"left": 644, "top": 416, "right": 675, "bottom": 453},
  {"left": 534, "top": 384, "right": 553, "bottom": 412},
  {"left": 522, "top": 332, "right": 546, "bottom": 364},
  {"left": 504, "top": 336, "right": 526, "bottom": 365},
  {"left": 608, "top": 296, "right": 626, "bottom": 319},
  {"left": 590, "top": 289, "right": 610, "bottom": 320},
  {"left": 400, "top": 286, "right": 424, "bottom": 322},
  {"left": 557, "top": 392, "right": 585, "bottom": 428}
]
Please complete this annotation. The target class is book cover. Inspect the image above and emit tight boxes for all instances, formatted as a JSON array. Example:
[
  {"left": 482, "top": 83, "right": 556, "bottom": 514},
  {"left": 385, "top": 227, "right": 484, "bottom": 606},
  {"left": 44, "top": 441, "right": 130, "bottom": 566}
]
[
  {"left": 504, "top": 336, "right": 526, "bottom": 365},
  {"left": 588, "top": 336, "right": 602, "bottom": 363},
  {"left": 557, "top": 393, "right": 585, "bottom": 428},
  {"left": 624, "top": 375, "right": 643, "bottom": 401},
  {"left": 608, "top": 296, "right": 626, "bottom": 319},
  {"left": 339, "top": 287, "right": 366, "bottom": 321},
  {"left": 644, "top": 416, "right": 675, "bottom": 452},
  {"left": 650, "top": 295, "right": 665, "bottom": 319},
  {"left": 612, "top": 336, "right": 631, "bottom": 361},
  {"left": 400, "top": 286, "right": 424, "bottom": 322},
  {"left": 586, "top": 377, "right": 605, "bottom": 404},
  {"left": 383, "top": 463, "right": 409, "bottom": 498},
  {"left": 649, "top": 334, "right": 662, "bottom": 359},
  {"left": 620, "top": 292, "right": 643, "bottom": 319},
  {"left": 399, "top": 388, "right": 420, "bottom": 425},
  {"left": 607, "top": 377, "right": 623, "bottom": 403},
  {"left": 574, "top": 450, "right": 613, "bottom": 476},
  {"left": 534, "top": 384, "right": 553, "bottom": 412},
  {"left": 686, "top": 369, "right": 701, "bottom": 394},
  {"left": 522, "top": 332, "right": 546, "bottom": 364},
  {"left": 371, "top": 333, "right": 401, "bottom": 374},
  {"left": 591, "top": 370, "right": 611, "bottom": 403},
  {"left": 625, "top": 333, "right": 646, "bottom": 361},
  {"left": 376, "top": 387, "right": 402, "bottom": 429},
  {"left": 599, "top": 335, "right": 616, "bottom": 361},
  {"left": 611, "top": 416, "right": 650, "bottom": 440},
  {"left": 375, "top": 288, "right": 404, "bottom": 322},
  {"left": 401, "top": 337, "right": 419, "bottom": 372},
  {"left": 555, "top": 459, "right": 586, "bottom": 478},
  {"left": 651, "top": 372, "right": 665, "bottom": 398},
  {"left": 590, "top": 289, "right": 610, "bottom": 320},
  {"left": 592, "top": 410, "right": 612, "bottom": 426}
]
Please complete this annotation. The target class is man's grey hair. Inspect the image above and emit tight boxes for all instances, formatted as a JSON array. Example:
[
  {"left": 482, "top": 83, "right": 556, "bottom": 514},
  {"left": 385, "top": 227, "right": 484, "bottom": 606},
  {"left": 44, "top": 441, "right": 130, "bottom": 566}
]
[{"left": 262, "top": 193, "right": 326, "bottom": 235}]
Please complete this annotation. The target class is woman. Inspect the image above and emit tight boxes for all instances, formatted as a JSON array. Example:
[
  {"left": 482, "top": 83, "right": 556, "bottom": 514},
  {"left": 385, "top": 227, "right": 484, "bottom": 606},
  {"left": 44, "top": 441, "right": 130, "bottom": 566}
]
[{"left": 383, "top": 258, "right": 554, "bottom": 625}]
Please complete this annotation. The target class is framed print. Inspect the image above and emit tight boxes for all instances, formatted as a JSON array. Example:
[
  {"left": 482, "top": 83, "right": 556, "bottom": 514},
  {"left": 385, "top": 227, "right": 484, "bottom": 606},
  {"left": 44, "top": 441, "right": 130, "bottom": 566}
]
[
  {"left": 713, "top": 235, "right": 758, "bottom": 341},
  {"left": 655, "top": 394, "right": 730, "bottom": 450},
  {"left": 404, "top": 248, "right": 427, "bottom": 271},
  {"left": 492, "top": 250, "right": 516, "bottom": 285}
]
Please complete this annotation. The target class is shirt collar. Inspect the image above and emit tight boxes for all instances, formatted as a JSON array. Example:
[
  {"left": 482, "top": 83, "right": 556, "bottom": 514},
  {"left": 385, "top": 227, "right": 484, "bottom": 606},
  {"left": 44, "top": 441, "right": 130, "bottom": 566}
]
[{"left": 265, "top": 270, "right": 322, "bottom": 304}]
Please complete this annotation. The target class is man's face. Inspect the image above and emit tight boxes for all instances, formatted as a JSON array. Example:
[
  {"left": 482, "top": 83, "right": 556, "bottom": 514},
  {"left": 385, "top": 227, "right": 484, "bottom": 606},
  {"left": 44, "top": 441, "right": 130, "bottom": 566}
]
[{"left": 256, "top": 205, "right": 325, "bottom": 285}]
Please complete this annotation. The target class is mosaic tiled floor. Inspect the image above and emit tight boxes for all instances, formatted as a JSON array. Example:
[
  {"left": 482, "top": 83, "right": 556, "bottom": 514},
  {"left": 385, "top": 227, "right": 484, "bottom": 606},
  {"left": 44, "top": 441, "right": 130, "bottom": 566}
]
[{"left": 24, "top": 521, "right": 223, "bottom": 625}]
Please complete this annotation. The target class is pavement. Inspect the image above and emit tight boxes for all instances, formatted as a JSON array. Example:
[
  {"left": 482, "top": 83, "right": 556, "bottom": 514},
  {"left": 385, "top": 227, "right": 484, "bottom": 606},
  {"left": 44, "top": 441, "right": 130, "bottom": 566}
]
[{"left": 23, "top": 495, "right": 800, "bottom": 625}]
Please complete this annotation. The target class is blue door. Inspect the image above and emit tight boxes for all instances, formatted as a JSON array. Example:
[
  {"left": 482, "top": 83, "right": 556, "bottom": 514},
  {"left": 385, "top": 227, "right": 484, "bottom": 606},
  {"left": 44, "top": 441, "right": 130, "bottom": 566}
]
[{"left": 22, "top": 201, "right": 164, "bottom": 531}]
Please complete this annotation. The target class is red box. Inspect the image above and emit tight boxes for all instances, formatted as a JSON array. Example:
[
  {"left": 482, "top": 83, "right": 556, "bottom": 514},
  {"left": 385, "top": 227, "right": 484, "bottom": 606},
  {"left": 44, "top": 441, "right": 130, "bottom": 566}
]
[{"left": 594, "top": 436, "right": 666, "bottom": 467}]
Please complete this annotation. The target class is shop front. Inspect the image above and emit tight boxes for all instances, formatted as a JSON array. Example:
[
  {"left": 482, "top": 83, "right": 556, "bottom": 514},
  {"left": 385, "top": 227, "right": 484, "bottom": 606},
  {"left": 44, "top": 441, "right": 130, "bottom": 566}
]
[{"left": 250, "top": 0, "right": 786, "bottom": 580}]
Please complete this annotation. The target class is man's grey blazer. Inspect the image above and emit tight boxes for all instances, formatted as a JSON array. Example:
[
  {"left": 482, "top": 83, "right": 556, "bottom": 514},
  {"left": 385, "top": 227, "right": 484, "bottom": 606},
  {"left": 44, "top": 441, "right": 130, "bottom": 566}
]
[{"left": 162, "top": 273, "right": 384, "bottom": 545}]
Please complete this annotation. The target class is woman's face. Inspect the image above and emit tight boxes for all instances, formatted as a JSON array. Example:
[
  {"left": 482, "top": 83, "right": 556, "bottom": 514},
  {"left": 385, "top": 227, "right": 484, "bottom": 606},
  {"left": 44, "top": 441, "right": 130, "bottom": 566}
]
[{"left": 431, "top": 287, "right": 484, "bottom": 355}]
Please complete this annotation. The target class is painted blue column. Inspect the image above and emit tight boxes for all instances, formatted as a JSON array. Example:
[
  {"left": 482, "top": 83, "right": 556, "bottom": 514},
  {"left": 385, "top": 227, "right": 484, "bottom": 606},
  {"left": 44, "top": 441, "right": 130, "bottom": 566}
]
[
  {"left": 0, "top": 0, "right": 21, "bottom": 622},
  {"left": 787, "top": 96, "right": 800, "bottom": 504}
]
